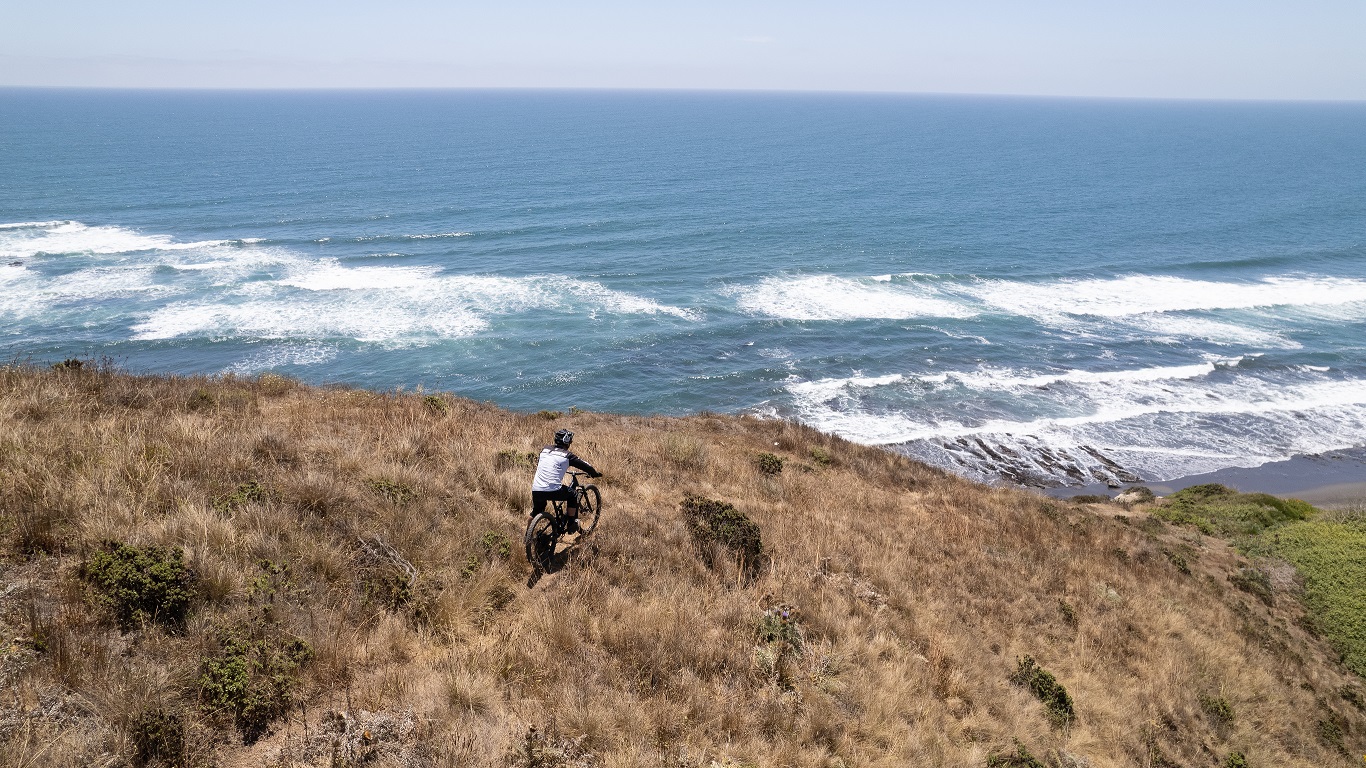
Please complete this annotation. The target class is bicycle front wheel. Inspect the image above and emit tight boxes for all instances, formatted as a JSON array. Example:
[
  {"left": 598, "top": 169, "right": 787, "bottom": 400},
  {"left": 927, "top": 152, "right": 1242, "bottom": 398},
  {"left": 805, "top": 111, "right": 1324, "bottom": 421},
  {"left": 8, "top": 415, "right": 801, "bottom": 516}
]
[
  {"left": 576, "top": 485, "right": 601, "bottom": 535},
  {"left": 524, "top": 513, "right": 558, "bottom": 571}
]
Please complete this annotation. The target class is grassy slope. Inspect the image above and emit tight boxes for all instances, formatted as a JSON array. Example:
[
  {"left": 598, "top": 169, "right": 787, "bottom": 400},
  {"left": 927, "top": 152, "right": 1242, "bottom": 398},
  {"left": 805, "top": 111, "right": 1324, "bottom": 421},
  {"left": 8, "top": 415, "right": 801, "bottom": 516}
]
[{"left": 1, "top": 365, "right": 1363, "bottom": 767}]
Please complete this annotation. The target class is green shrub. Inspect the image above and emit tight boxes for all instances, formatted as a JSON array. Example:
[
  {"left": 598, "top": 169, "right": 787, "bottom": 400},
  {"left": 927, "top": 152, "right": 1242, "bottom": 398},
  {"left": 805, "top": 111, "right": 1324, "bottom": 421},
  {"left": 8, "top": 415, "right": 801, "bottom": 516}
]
[
  {"left": 213, "top": 480, "right": 265, "bottom": 513},
  {"left": 1199, "top": 694, "right": 1235, "bottom": 726},
  {"left": 1222, "top": 752, "right": 1248, "bottom": 768},
  {"left": 1229, "top": 567, "right": 1274, "bottom": 606},
  {"left": 1254, "top": 519, "right": 1366, "bottom": 676},
  {"left": 463, "top": 531, "right": 513, "bottom": 578},
  {"left": 1009, "top": 656, "right": 1075, "bottom": 728},
  {"left": 986, "top": 741, "right": 1046, "bottom": 768},
  {"left": 1163, "top": 548, "right": 1191, "bottom": 575},
  {"left": 365, "top": 477, "right": 416, "bottom": 506},
  {"left": 495, "top": 449, "right": 538, "bottom": 470},
  {"left": 756, "top": 604, "right": 803, "bottom": 650},
  {"left": 681, "top": 495, "right": 764, "bottom": 578},
  {"left": 81, "top": 541, "right": 195, "bottom": 628},
  {"left": 536, "top": 410, "right": 562, "bottom": 420},
  {"left": 479, "top": 531, "right": 512, "bottom": 561},
  {"left": 755, "top": 452, "right": 784, "bottom": 476},
  {"left": 424, "top": 394, "right": 449, "bottom": 414},
  {"left": 809, "top": 447, "right": 833, "bottom": 467},
  {"left": 1154, "top": 484, "right": 1313, "bottom": 537},
  {"left": 198, "top": 631, "right": 313, "bottom": 740},
  {"left": 1057, "top": 599, "right": 1077, "bottom": 626},
  {"left": 1071, "top": 494, "right": 1111, "bottom": 504},
  {"left": 186, "top": 388, "right": 216, "bottom": 411},
  {"left": 130, "top": 707, "right": 185, "bottom": 766}
]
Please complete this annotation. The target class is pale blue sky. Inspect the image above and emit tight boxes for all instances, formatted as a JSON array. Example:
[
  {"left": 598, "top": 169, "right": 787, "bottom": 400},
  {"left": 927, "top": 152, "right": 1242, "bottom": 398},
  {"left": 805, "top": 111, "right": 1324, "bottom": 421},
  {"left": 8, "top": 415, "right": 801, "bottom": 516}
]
[{"left": 2, "top": 1, "right": 1363, "bottom": 99}]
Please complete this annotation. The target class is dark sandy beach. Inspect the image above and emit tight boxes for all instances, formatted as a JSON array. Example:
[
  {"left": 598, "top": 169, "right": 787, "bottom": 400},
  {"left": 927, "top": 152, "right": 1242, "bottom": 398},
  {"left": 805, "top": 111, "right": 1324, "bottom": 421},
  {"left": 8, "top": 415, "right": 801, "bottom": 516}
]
[{"left": 1044, "top": 447, "right": 1366, "bottom": 508}]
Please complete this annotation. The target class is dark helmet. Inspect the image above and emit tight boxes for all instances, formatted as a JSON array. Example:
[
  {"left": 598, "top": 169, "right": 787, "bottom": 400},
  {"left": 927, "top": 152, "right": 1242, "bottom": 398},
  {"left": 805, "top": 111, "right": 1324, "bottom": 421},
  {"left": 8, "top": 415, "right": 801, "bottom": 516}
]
[{"left": 554, "top": 429, "right": 574, "bottom": 447}]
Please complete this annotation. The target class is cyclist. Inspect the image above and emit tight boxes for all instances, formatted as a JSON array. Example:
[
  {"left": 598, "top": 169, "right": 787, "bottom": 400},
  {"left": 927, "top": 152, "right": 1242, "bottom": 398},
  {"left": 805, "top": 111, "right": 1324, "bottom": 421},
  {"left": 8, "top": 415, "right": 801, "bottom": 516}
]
[{"left": 531, "top": 429, "right": 600, "bottom": 533}]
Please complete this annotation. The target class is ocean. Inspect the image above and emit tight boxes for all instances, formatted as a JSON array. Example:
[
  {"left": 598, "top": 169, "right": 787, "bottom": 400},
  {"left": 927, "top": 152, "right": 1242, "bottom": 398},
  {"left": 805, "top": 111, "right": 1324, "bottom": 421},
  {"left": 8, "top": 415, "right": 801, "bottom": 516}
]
[{"left": 3, "top": 89, "right": 1365, "bottom": 487}]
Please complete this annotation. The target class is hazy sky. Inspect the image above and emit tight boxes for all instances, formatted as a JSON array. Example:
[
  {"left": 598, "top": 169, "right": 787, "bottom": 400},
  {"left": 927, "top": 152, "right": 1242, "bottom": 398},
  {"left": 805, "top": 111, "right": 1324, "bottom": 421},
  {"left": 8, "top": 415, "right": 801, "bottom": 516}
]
[{"left": 3, "top": 1, "right": 1364, "bottom": 99}]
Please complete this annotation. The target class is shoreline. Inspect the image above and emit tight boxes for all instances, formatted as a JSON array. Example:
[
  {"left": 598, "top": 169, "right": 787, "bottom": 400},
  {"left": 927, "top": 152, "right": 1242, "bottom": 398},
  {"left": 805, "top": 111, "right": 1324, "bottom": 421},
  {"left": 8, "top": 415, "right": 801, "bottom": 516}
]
[{"left": 1041, "top": 446, "right": 1366, "bottom": 508}]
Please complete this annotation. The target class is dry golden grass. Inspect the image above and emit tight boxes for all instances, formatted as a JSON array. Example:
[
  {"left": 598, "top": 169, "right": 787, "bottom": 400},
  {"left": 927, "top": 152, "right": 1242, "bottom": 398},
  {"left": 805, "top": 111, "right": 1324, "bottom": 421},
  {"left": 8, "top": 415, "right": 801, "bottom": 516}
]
[{"left": 1, "top": 362, "right": 1363, "bottom": 767}]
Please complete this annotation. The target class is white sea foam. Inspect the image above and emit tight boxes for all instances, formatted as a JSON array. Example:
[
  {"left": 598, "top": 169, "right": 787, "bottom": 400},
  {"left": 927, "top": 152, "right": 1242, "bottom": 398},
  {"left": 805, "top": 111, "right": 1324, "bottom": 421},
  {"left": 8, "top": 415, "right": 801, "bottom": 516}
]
[
  {"left": 790, "top": 362, "right": 1225, "bottom": 406},
  {"left": 0, "top": 220, "right": 231, "bottom": 259},
  {"left": 732, "top": 274, "right": 975, "bottom": 320},
  {"left": 966, "top": 274, "right": 1366, "bottom": 319},
  {"left": 789, "top": 366, "right": 1366, "bottom": 469},
  {"left": 229, "top": 344, "right": 338, "bottom": 375}
]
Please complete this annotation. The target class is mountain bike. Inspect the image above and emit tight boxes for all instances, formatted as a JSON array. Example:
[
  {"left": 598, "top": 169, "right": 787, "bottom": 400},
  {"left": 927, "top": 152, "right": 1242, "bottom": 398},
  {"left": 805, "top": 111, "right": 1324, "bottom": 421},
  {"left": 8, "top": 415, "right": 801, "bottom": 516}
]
[{"left": 524, "top": 471, "right": 601, "bottom": 573}]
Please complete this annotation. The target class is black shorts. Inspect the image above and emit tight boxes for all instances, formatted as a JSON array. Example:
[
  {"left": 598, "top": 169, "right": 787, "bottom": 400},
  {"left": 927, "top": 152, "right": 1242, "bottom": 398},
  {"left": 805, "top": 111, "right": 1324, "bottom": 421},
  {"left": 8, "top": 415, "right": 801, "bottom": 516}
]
[{"left": 531, "top": 485, "right": 575, "bottom": 515}]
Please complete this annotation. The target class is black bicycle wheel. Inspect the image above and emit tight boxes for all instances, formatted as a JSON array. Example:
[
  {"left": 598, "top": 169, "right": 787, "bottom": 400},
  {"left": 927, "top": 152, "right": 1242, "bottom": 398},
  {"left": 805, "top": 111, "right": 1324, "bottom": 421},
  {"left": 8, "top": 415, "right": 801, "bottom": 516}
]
[
  {"left": 576, "top": 485, "right": 601, "bottom": 535},
  {"left": 524, "top": 513, "right": 558, "bottom": 571}
]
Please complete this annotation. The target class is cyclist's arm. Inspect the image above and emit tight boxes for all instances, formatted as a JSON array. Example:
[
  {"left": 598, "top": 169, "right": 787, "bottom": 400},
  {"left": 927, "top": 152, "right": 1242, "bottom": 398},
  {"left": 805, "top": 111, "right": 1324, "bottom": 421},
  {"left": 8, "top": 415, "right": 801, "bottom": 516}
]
[{"left": 567, "top": 453, "right": 601, "bottom": 477}]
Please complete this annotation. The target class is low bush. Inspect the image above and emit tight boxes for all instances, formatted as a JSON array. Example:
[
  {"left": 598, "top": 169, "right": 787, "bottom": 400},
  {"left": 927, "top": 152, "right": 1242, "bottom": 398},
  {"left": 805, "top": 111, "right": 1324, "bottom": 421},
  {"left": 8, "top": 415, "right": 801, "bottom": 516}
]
[
  {"left": 1229, "top": 567, "right": 1274, "bottom": 606},
  {"left": 1199, "top": 694, "right": 1235, "bottom": 727},
  {"left": 986, "top": 741, "right": 1046, "bottom": 768},
  {"left": 213, "top": 480, "right": 265, "bottom": 513},
  {"left": 365, "top": 477, "right": 416, "bottom": 506},
  {"left": 1222, "top": 752, "right": 1248, "bottom": 768},
  {"left": 424, "top": 394, "right": 449, "bottom": 414},
  {"left": 1070, "top": 494, "right": 1111, "bottom": 504},
  {"left": 1254, "top": 518, "right": 1366, "bottom": 676},
  {"left": 680, "top": 495, "right": 764, "bottom": 578},
  {"left": 198, "top": 631, "right": 314, "bottom": 740},
  {"left": 1009, "top": 656, "right": 1075, "bottom": 728},
  {"left": 81, "top": 541, "right": 196, "bottom": 628},
  {"left": 1153, "top": 484, "right": 1313, "bottom": 537},
  {"left": 809, "top": 446, "right": 833, "bottom": 467},
  {"left": 130, "top": 707, "right": 185, "bottom": 767},
  {"left": 754, "top": 452, "right": 784, "bottom": 476},
  {"left": 496, "top": 449, "right": 538, "bottom": 471},
  {"left": 535, "top": 410, "right": 562, "bottom": 420}
]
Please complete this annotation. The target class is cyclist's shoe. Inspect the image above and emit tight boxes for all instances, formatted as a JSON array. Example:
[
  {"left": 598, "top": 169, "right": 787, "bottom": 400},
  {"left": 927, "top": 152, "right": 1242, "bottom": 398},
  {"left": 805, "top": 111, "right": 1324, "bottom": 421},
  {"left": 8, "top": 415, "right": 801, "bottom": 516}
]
[{"left": 566, "top": 517, "right": 582, "bottom": 535}]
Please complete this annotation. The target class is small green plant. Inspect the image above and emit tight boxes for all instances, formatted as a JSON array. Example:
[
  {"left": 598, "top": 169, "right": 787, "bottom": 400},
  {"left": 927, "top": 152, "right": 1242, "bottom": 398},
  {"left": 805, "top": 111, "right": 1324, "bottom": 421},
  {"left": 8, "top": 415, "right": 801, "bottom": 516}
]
[
  {"left": 1229, "top": 567, "right": 1274, "bottom": 606},
  {"left": 756, "top": 604, "right": 803, "bottom": 650},
  {"left": 81, "top": 541, "right": 196, "bottom": 628},
  {"left": 986, "top": 741, "right": 1046, "bottom": 768},
  {"left": 130, "top": 707, "right": 185, "bottom": 766},
  {"left": 536, "top": 410, "right": 562, "bottom": 420},
  {"left": 51, "top": 358, "right": 84, "bottom": 371},
  {"left": 1071, "top": 494, "right": 1111, "bottom": 504},
  {"left": 495, "top": 449, "right": 538, "bottom": 470},
  {"left": 809, "top": 446, "right": 832, "bottom": 467},
  {"left": 213, "top": 480, "right": 265, "bottom": 513},
  {"left": 680, "top": 495, "right": 764, "bottom": 578},
  {"left": 1163, "top": 548, "right": 1191, "bottom": 575},
  {"left": 1009, "top": 656, "right": 1075, "bottom": 728},
  {"left": 1199, "top": 693, "right": 1235, "bottom": 727},
  {"left": 365, "top": 477, "right": 416, "bottom": 506},
  {"left": 198, "top": 632, "right": 313, "bottom": 740},
  {"left": 424, "top": 394, "right": 449, "bottom": 414},
  {"left": 1317, "top": 716, "right": 1346, "bottom": 753},
  {"left": 186, "top": 388, "right": 216, "bottom": 411},
  {"left": 1057, "top": 599, "right": 1077, "bottom": 626},
  {"left": 755, "top": 452, "right": 784, "bottom": 476},
  {"left": 1222, "top": 751, "right": 1248, "bottom": 768},
  {"left": 479, "top": 530, "right": 512, "bottom": 561},
  {"left": 462, "top": 531, "right": 513, "bottom": 578}
]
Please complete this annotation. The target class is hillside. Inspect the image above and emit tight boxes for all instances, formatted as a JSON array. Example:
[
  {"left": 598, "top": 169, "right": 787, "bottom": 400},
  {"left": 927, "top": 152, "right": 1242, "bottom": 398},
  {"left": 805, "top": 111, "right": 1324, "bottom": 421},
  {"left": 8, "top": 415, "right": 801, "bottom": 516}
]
[{"left": 1, "top": 363, "right": 1362, "bottom": 767}]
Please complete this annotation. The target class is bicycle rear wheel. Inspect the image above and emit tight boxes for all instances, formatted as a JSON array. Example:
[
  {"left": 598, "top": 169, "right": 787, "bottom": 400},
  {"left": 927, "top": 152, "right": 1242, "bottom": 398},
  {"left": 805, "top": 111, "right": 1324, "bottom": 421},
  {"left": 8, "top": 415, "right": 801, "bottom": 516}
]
[
  {"left": 576, "top": 485, "right": 601, "bottom": 535},
  {"left": 524, "top": 513, "right": 558, "bottom": 571}
]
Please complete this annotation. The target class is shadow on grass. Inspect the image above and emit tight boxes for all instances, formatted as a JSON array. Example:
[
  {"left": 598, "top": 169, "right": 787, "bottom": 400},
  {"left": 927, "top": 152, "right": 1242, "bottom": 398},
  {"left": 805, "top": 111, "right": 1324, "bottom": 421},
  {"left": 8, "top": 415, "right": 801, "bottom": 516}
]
[{"left": 525, "top": 533, "right": 590, "bottom": 589}]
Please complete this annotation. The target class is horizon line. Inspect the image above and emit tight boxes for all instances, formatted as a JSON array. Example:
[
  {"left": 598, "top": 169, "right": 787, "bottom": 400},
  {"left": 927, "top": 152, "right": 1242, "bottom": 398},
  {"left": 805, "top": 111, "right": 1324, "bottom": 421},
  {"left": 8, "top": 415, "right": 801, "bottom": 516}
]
[{"left": 4, "top": 84, "right": 1366, "bottom": 106}]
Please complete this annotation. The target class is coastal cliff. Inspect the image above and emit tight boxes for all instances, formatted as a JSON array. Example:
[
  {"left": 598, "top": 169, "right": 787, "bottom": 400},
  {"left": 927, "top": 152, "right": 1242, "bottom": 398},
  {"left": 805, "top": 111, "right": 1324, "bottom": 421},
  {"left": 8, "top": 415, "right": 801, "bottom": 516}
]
[{"left": 1, "top": 364, "right": 1362, "bottom": 767}]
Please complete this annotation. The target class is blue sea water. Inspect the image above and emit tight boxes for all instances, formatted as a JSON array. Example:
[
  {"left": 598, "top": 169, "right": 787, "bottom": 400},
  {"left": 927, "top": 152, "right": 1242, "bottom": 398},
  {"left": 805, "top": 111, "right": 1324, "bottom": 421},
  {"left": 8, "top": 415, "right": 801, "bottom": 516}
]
[{"left": 3, "top": 89, "right": 1365, "bottom": 486}]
